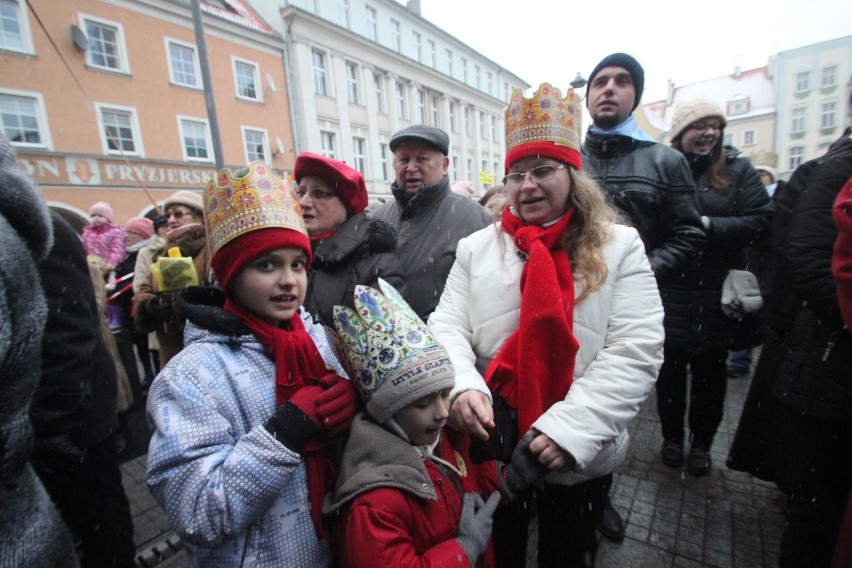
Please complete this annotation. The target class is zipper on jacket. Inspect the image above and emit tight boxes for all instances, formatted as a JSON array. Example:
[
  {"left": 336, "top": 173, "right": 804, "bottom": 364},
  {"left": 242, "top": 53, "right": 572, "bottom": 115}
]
[{"left": 822, "top": 330, "right": 839, "bottom": 361}]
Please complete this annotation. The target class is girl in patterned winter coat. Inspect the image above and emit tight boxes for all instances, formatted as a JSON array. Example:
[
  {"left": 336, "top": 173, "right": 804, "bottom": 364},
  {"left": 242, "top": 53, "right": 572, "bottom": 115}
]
[
  {"left": 82, "top": 200, "right": 127, "bottom": 271},
  {"left": 145, "top": 163, "right": 357, "bottom": 568}
]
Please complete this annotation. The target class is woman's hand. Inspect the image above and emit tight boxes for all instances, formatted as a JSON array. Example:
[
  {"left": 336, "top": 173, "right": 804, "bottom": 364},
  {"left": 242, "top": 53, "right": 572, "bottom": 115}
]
[
  {"left": 449, "top": 390, "right": 495, "bottom": 441},
  {"left": 527, "top": 430, "right": 577, "bottom": 473}
]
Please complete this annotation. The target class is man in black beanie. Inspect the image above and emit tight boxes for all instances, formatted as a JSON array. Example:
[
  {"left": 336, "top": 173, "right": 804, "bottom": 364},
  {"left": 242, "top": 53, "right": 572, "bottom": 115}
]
[{"left": 581, "top": 52, "right": 707, "bottom": 542}]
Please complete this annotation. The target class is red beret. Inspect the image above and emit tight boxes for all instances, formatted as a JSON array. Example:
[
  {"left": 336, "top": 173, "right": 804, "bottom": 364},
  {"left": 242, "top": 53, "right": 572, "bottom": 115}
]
[{"left": 294, "top": 152, "right": 368, "bottom": 216}]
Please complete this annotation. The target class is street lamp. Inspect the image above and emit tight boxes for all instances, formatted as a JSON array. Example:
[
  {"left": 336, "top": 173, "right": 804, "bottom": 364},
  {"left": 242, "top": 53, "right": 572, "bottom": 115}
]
[{"left": 570, "top": 72, "right": 587, "bottom": 93}]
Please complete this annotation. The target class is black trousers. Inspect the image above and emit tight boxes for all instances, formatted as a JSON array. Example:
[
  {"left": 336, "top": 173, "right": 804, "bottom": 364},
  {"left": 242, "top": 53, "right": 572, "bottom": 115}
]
[
  {"left": 656, "top": 346, "right": 728, "bottom": 449},
  {"left": 34, "top": 435, "right": 136, "bottom": 568},
  {"left": 492, "top": 474, "right": 612, "bottom": 568}
]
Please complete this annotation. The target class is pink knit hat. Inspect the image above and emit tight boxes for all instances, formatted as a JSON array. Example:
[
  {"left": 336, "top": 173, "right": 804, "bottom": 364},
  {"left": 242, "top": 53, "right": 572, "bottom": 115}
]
[
  {"left": 124, "top": 216, "right": 154, "bottom": 239},
  {"left": 89, "top": 201, "right": 114, "bottom": 222}
]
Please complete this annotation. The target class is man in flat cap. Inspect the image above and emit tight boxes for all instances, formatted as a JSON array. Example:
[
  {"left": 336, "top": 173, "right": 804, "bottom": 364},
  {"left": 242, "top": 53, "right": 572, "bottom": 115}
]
[
  {"left": 581, "top": 52, "right": 707, "bottom": 542},
  {"left": 372, "top": 124, "right": 490, "bottom": 320}
]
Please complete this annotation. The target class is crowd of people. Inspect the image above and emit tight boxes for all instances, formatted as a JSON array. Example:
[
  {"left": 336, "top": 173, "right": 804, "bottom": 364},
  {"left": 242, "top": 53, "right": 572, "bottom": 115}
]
[{"left": 0, "top": 50, "right": 849, "bottom": 568}]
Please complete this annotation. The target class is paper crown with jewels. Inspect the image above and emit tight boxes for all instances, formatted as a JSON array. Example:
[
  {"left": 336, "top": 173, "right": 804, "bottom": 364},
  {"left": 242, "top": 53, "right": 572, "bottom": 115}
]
[
  {"left": 332, "top": 279, "right": 454, "bottom": 424},
  {"left": 504, "top": 82, "right": 582, "bottom": 172},
  {"left": 204, "top": 161, "right": 307, "bottom": 256}
]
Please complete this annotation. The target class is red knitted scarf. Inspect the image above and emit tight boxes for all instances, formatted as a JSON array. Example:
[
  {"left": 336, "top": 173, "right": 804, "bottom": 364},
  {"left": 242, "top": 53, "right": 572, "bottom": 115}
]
[
  {"left": 223, "top": 299, "right": 336, "bottom": 538},
  {"left": 484, "top": 207, "right": 579, "bottom": 438}
]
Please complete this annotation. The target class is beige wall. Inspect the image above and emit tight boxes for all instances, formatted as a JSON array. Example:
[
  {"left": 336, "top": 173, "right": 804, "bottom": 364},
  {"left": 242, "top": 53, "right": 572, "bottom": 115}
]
[{"left": 3, "top": 0, "right": 295, "bottom": 225}]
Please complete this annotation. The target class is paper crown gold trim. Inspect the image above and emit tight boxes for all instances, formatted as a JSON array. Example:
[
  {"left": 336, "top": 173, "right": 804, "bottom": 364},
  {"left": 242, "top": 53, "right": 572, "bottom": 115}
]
[
  {"left": 205, "top": 161, "right": 306, "bottom": 256},
  {"left": 505, "top": 83, "right": 582, "bottom": 153}
]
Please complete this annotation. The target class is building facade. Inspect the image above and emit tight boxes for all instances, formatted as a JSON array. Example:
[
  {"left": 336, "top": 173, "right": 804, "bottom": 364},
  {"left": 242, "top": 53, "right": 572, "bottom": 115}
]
[
  {"left": 771, "top": 35, "right": 852, "bottom": 179},
  {"left": 1, "top": 0, "right": 295, "bottom": 225},
  {"left": 246, "top": 0, "right": 529, "bottom": 197},
  {"left": 643, "top": 66, "right": 776, "bottom": 169}
]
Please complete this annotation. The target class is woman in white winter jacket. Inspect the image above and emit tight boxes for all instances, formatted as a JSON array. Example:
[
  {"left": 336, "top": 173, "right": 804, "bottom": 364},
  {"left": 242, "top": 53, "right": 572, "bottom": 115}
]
[{"left": 429, "top": 83, "right": 664, "bottom": 568}]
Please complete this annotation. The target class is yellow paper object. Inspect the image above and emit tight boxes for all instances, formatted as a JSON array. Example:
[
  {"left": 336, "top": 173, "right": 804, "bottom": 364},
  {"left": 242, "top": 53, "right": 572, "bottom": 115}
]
[{"left": 150, "top": 247, "right": 198, "bottom": 292}]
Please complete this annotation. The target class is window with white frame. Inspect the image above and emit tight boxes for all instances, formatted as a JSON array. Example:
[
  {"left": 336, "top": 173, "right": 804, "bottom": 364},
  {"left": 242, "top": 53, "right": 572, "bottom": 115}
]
[
  {"left": 337, "top": 0, "right": 350, "bottom": 28},
  {"left": 723, "top": 132, "right": 733, "bottom": 146},
  {"left": 821, "top": 101, "right": 836, "bottom": 129},
  {"left": 449, "top": 103, "right": 457, "bottom": 133},
  {"left": 321, "top": 131, "right": 335, "bottom": 158},
  {"left": 487, "top": 72, "right": 493, "bottom": 96},
  {"left": 822, "top": 66, "right": 836, "bottom": 88},
  {"left": 467, "top": 156, "right": 473, "bottom": 182},
  {"left": 462, "top": 58, "right": 468, "bottom": 83},
  {"left": 346, "top": 62, "right": 359, "bottom": 104},
  {"left": 451, "top": 155, "right": 459, "bottom": 180},
  {"left": 373, "top": 73, "right": 384, "bottom": 112},
  {"left": 233, "top": 59, "right": 261, "bottom": 102},
  {"left": 417, "top": 90, "right": 426, "bottom": 123},
  {"left": 743, "top": 129, "right": 755, "bottom": 146},
  {"left": 412, "top": 32, "right": 421, "bottom": 62},
  {"left": 82, "top": 14, "right": 129, "bottom": 73},
  {"left": 396, "top": 83, "right": 407, "bottom": 119},
  {"left": 166, "top": 39, "right": 200, "bottom": 88},
  {"left": 0, "top": 0, "right": 33, "bottom": 54},
  {"left": 178, "top": 117, "right": 211, "bottom": 161},
  {"left": 428, "top": 39, "right": 436, "bottom": 68},
  {"left": 0, "top": 90, "right": 50, "bottom": 147},
  {"left": 475, "top": 65, "right": 481, "bottom": 90},
  {"left": 391, "top": 19, "right": 401, "bottom": 52},
  {"left": 481, "top": 158, "right": 487, "bottom": 174},
  {"left": 97, "top": 104, "right": 141, "bottom": 155},
  {"left": 431, "top": 95, "right": 439, "bottom": 127},
  {"left": 791, "top": 107, "right": 806, "bottom": 133},
  {"left": 446, "top": 49, "right": 453, "bottom": 75},
  {"left": 464, "top": 106, "right": 472, "bottom": 137},
  {"left": 491, "top": 115, "right": 497, "bottom": 141},
  {"left": 365, "top": 5, "right": 377, "bottom": 41},
  {"left": 480, "top": 111, "right": 486, "bottom": 140},
  {"left": 788, "top": 146, "right": 804, "bottom": 171},
  {"left": 379, "top": 143, "right": 389, "bottom": 181},
  {"left": 242, "top": 127, "right": 268, "bottom": 162},
  {"left": 352, "top": 137, "right": 366, "bottom": 173},
  {"left": 493, "top": 161, "right": 499, "bottom": 178},
  {"left": 312, "top": 49, "right": 327, "bottom": 96},
  {"left": 795, "top": 71, "right": 810, "bottom": 93}
]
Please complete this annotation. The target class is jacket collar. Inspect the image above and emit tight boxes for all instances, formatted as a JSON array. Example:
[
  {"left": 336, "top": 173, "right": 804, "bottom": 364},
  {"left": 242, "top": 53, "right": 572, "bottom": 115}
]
[
  {"left": 390, "top": 175, "right": 450, "bottom": 219},
  {"left": 323, "top": 412, "right": 436, "bottom": 513}
]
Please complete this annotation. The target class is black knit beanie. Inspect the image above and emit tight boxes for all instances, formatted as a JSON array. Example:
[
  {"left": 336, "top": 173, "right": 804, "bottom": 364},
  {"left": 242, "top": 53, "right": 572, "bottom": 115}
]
[{"left": 587, "top": 53, "right": 645, "bottom": 111}]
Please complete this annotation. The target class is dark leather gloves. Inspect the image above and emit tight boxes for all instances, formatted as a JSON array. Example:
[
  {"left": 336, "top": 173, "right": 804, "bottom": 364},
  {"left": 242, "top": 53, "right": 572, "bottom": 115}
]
[
  {"left": 456, "top": 491, "right": 500, "bottom": 565},
  {"left": 145, "top": 293, "right": 174, "bottom": 320},
  {"left": 502, "top": 432, "right": 550, "bottom": 497}
]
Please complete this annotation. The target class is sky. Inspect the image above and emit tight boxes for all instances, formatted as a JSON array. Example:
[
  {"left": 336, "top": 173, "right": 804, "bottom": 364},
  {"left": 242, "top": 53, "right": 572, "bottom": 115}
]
[{"left": 419, "top": 0, "right": 852, "bottom": 103}]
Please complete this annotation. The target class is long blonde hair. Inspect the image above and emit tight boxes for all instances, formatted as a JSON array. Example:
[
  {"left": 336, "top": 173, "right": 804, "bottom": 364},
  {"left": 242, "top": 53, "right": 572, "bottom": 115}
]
[{"left": 562, "top": 167, "right": 627, "bottom": 301}]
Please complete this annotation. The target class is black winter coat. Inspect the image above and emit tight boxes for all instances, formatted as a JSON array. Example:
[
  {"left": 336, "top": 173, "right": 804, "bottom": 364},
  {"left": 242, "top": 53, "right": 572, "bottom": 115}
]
[
  {"left": 661, "top": 147, "right": 773, "bottom": 351},
  {"left": 582, "top": 132, "right": 707, "bottom": 283},
  {"left": 770, "top": 132, "right": 852, "bottom": 422},
  {"left": 304, "top": 212, "right": 404, "bottom": 327}
]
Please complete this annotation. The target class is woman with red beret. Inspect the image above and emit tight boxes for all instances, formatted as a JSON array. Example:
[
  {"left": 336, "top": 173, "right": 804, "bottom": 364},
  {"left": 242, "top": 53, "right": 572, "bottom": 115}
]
[{"left": 294, "top": 152, "right": 404, "bottom": 326}]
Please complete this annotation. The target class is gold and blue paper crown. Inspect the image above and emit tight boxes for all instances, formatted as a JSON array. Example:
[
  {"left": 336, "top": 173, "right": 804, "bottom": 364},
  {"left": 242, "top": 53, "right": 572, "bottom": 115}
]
[
  {"left": 205, "top": 161, "right": 306, "bottom": 256},
  {"left": 504, "top": 83, "right": 582, "bottom": 156},
  {"left": 332, "top": 279, "right": 454, "bottom": 423}
]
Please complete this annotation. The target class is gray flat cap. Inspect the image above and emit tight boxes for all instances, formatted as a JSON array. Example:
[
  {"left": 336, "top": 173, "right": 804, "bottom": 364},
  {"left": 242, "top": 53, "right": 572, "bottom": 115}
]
[{"left": 389, "top": 124, "right": 449, "bottom": 155}]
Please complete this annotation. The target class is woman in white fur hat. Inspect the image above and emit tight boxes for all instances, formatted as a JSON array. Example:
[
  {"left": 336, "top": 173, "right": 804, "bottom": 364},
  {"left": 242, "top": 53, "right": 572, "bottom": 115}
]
[{"left": 656, "top": 99, "right": 774, "bottom": 475}]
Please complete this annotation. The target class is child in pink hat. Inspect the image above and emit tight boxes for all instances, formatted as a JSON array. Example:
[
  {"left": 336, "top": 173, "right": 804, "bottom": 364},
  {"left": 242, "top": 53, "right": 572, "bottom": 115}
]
[{"left": 82, "top": 200, "right": 127, "bottom": 271}]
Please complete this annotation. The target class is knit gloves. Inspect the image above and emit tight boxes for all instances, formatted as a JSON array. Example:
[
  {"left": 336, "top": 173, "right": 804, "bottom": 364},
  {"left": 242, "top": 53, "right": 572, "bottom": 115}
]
[
  {"left": 456, "top": 491, "right": 500, "bottom": 565},
  {"left": 501, "top": 433, "right": 550, "bottom": 497},
  {"left": 264, "top": 374, "right": 357, "bottom": 451}
]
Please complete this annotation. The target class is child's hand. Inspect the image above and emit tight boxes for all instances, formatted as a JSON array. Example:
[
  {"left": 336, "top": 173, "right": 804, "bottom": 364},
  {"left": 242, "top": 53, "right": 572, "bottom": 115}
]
[
  {"left": 315, "top": 374, "right": 356, "bottom": 437},
  {"left": 502, "top": 432, "right": 550, "bottom": 496},
  {"left": 456, "top": 491, "right": 500, "bottom": 564}
]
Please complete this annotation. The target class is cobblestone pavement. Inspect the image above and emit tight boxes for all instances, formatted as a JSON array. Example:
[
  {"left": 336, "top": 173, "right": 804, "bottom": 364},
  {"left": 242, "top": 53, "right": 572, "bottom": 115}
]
[{"left": 123, "top": 358, "right": 786, "bottom": 567}]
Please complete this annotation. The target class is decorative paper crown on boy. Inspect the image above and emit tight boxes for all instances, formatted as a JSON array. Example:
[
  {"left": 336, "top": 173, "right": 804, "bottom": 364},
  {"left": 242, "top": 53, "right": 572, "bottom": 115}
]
[{"left": 332, "top": 279, "right": 454, "bottom": 424}]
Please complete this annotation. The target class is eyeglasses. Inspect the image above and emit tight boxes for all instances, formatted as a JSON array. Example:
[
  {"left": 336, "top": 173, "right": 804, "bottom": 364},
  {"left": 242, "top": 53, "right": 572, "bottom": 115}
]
[
  {"left": 502, "top": 164, "right": 567, "bottom": 189},
  {"left": 166, "top": 209, "right": 195, "bottom": 220},
  {"left": 689, "top": 121, "right": 724, "bottom": 133},
  {"left": 297, "top": 187, "right": 338, "bottom": 201}
]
